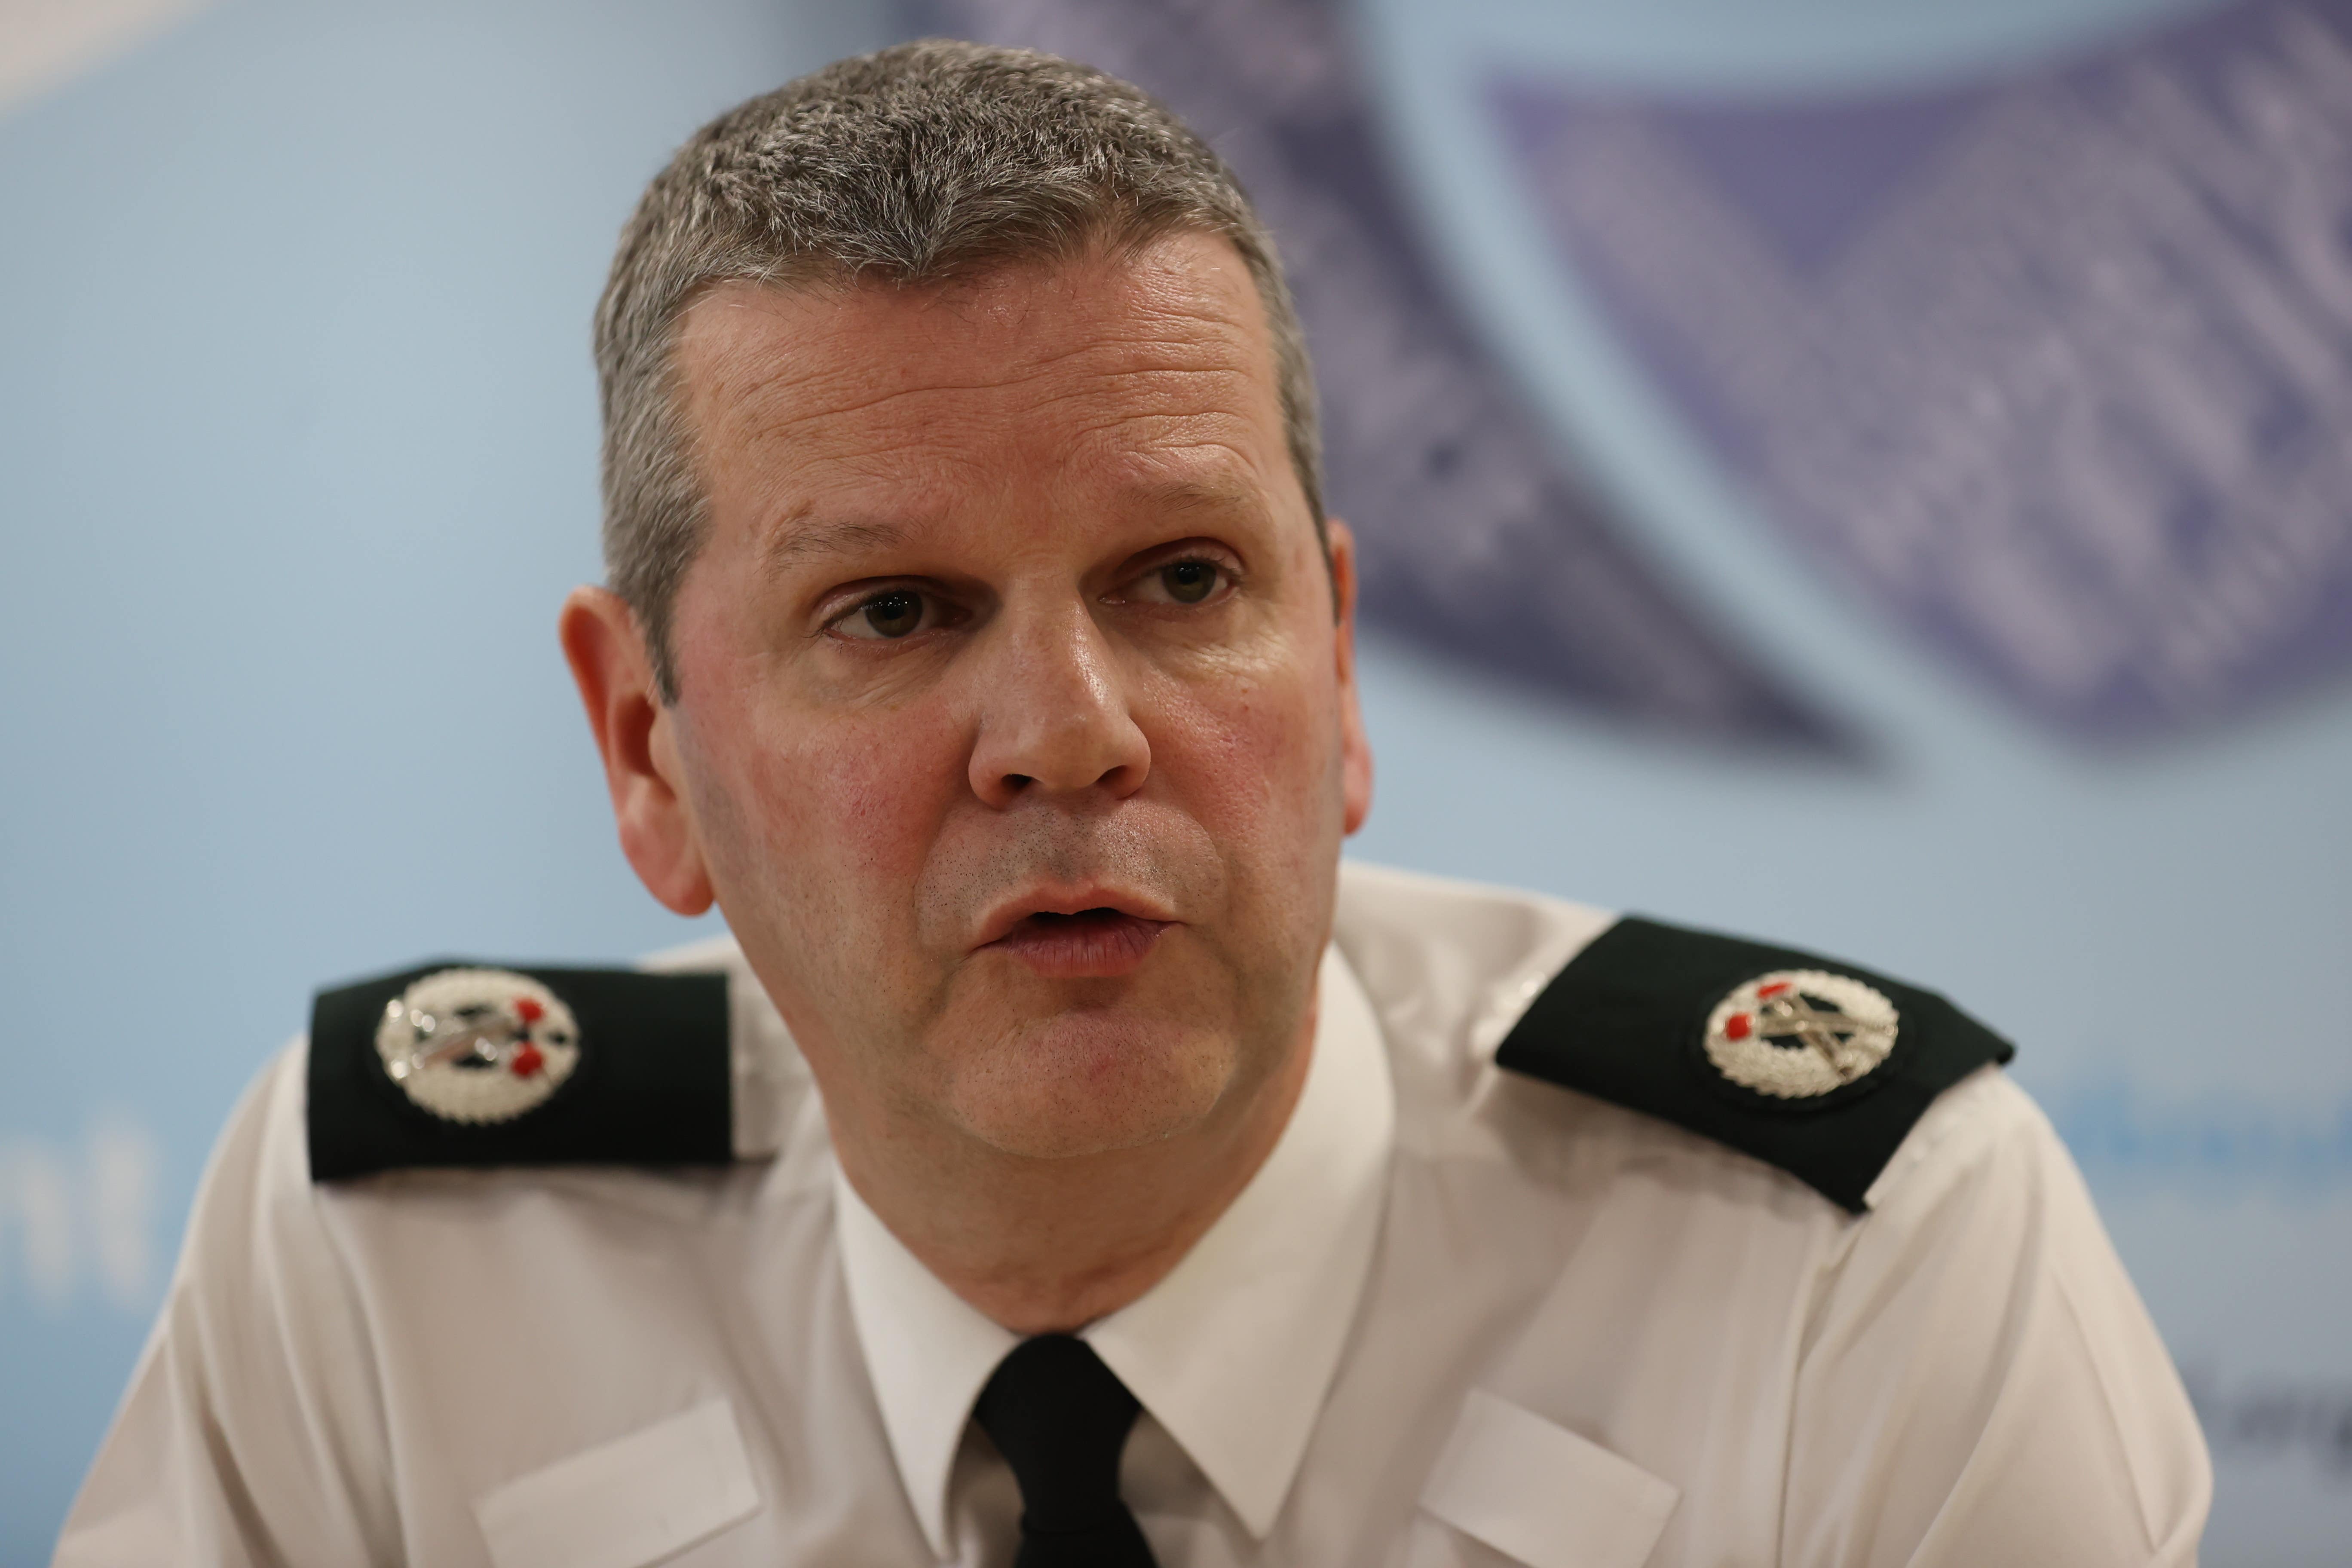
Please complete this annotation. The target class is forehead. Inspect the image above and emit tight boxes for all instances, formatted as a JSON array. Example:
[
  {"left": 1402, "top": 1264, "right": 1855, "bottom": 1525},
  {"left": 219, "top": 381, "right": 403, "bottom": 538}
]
[{"left": 671, "top": 232, "right": 1292, "bottom": 511}]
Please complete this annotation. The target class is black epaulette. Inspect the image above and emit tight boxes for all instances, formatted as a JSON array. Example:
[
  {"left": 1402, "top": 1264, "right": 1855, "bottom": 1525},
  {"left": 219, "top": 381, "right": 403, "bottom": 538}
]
[
  {"left": 307, "top": 961, "right": 733, "bottom": 1182},
  {"left": 1495, "top": 917, "right": 2013, "bottom": 1213}
]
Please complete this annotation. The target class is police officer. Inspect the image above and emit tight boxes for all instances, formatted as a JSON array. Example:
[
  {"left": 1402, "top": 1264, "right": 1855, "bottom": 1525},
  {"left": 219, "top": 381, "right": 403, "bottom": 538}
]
[{"left": 58, "top": 40, "right": 2208, "bottom": 1568}]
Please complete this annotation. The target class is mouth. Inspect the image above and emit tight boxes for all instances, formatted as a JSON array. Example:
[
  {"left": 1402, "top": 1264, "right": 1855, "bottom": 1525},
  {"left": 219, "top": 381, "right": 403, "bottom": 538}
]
[{"left": 977, "top": 895, "right": 1174, "bottom": 979}]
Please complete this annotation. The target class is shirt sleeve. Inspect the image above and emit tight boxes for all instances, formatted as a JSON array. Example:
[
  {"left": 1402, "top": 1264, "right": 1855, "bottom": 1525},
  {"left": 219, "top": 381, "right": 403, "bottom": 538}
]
[
  {"left": 1781, "top": 1070, "right": 2211, "bottom": 1568},
  {"left": 53, "top": 1045, "right": 400, "bottom": 1568}
]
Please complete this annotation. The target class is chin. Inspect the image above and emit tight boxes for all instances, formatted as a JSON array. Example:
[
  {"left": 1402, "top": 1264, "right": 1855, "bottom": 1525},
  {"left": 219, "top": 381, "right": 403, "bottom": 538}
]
[{"left": 943, "top": 1012, "right": 1237, "bottom": 1160}]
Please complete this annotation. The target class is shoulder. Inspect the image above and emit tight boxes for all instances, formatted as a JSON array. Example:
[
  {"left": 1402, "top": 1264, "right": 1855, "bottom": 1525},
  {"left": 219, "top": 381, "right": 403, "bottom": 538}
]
[
  {"left": 305, "top": 937, "right": 802, "bottom": 1183},
  {"left": 1332, "top": 861, "right": 2015, "bottom": 1213},
  {"left": 1332, "top": 860, "right": 1617, "bottom": 1058}
]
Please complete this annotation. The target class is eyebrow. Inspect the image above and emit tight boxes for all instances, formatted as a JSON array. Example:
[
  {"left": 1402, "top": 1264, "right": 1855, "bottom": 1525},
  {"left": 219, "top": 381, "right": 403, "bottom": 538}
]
[
  {"left": 1108, "top": 476, "right": 1283, "bottom": 545},
  {"left": 758, "top": 510, "right": 911, "bottom": 576},
  {"left": 1131, "top": 477, "right": 1266, "bottom": 520},
  {"left": 753, "top": 476, "right": 1272, "bottom": 578}
]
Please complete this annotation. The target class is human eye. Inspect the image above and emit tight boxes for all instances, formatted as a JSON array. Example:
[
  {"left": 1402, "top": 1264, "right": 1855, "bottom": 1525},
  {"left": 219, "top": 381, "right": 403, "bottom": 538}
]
[
  {"left": 827, "top": 586, "right": 946, "bottom": 642},
  {"left": 1124, "top": 555, "right": 1234, "bottom": 608}
]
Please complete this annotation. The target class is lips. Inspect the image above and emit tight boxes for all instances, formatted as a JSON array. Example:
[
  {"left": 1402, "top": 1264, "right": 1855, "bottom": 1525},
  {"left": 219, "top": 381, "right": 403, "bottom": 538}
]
[{"left": 974, "top": 890, "right": 1175, "bottom": 979}]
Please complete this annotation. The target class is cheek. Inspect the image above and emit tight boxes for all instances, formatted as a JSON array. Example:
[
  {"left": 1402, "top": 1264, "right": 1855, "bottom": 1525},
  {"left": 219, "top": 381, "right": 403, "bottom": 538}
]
[
  {"left": 1151, "top": 632, "right": 1344, "bottom": 885},
  {"left": 741, "top": 709, "right": 963, "bottom": 887},
  {"left": 677, "top": 647, "right": 968, "bottom": 949},
  {"left": 673, "top": 584, "right": 951, "bottom": 881}
]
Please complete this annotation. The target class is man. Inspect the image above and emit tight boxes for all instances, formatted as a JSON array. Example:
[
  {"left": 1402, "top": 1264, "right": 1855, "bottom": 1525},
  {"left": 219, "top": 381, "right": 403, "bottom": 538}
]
[{"left": 58, "top": 40, "right": 2208, "bottom": 1568}]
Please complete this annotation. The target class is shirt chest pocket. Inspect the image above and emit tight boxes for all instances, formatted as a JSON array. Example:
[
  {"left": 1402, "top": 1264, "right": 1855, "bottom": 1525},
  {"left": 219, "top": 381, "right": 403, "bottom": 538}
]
[
  {"left": 1409, "top": 1390, "right": 1680, "bottom": 1568},
  {"left": 471, "top": 1397, "right": 763, "bottom": 1568}
]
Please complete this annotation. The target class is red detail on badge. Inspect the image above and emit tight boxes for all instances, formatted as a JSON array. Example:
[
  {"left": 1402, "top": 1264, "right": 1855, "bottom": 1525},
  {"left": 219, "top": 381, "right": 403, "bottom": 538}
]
[
  {"left": 1724, "top": 1013, "right": 1752, "bottom": 1040},
  {"left": 1756, "top": 981, "right": 1792, "bottom": 999},
  {"left": 511, "top": 1043, "right": 544, "bottom": 1078},
  {"left": 513, "top": 997, "right": 545, "bottom": 1025}
]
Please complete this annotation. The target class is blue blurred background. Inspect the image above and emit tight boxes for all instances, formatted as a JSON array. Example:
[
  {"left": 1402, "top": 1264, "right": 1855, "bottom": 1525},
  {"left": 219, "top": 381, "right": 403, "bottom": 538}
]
[{"left": 2, "top": 0, "right": 2347, "bottom": 1561}]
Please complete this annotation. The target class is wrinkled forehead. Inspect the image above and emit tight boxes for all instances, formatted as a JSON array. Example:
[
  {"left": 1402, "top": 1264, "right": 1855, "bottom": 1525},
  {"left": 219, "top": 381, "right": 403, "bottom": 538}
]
[{"left": 669, "top": 232, "right": 1297, "bottom": 519}]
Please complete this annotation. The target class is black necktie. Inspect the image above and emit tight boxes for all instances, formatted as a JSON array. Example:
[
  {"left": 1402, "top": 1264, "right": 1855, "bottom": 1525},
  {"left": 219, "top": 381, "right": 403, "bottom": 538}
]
[{"left": 973, "top": 1335, "right": 1160, "bottom": 1567}]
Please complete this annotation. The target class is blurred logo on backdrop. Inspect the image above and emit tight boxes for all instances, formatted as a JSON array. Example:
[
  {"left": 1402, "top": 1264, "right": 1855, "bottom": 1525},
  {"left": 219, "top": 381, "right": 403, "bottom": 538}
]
[
  {"left": 1496, "top": 0, "right": 2352, "bottom": 740},
  {"left": 912, "top": 0, "right": 2352, "bottom": 744}
]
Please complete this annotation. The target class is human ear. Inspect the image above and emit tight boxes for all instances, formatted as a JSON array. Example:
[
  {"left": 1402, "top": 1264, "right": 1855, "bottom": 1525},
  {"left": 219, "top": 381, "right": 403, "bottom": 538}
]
[
  {"left": 558, "top": 587, "right": 716, "bottom": 916},
  {"left": 1323, "top": 520, "right": 1375, "bottom": 836}
]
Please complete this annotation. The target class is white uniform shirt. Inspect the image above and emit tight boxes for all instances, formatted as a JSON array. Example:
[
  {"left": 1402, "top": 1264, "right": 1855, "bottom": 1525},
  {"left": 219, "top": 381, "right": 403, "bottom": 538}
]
[{"left": 57, "top": 862, "right": 2211, "bottom": 1567}]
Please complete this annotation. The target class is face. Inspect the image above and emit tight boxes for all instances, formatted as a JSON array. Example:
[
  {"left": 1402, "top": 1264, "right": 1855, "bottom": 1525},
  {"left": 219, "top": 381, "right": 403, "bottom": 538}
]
[{"left": 569, "top": 232, "right": 1371, "bottom": 1163}]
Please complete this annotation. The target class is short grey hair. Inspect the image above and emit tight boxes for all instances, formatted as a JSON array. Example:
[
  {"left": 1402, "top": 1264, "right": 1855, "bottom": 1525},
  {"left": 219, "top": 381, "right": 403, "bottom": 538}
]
[{"left": 593, "top": 38, "right": 1323, "bottom": 699}]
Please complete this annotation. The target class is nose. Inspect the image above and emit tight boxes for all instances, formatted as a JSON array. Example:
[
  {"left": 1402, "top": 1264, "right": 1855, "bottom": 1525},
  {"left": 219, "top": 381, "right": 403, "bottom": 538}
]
[{"left": 967, "top": 602, "right": 1151, "bottom": 808}]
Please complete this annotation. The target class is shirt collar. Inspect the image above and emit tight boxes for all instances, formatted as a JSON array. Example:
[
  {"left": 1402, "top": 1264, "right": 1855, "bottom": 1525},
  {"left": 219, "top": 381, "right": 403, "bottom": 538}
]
[{"left": 832, "top": 942, "right": 1396, "bottom": 1557}]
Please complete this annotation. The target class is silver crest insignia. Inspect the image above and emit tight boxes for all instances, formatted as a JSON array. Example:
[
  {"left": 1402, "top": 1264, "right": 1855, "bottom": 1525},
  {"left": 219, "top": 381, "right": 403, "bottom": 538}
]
[
  {"left": 374, "top": 968, "right": 582, "bottom": 1124},
  {"left": 1703, "top": 970, "right": 1899, "bottom": 1099}
]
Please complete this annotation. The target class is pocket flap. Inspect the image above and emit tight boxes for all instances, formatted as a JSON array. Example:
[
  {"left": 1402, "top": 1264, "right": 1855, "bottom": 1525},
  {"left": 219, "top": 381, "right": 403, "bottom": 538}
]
[
  {"left": 473, "top": 1397, "right": 760, "bottom": 1568},
  {"left": 1419, "top": 1389, "right": 1679, "bottom": 1568}
]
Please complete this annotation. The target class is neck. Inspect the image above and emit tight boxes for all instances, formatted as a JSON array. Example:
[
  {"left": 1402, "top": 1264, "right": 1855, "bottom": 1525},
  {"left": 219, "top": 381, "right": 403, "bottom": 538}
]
[{"left": 827, "top": 1005, "right": 1317, "bottom": 1335}]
